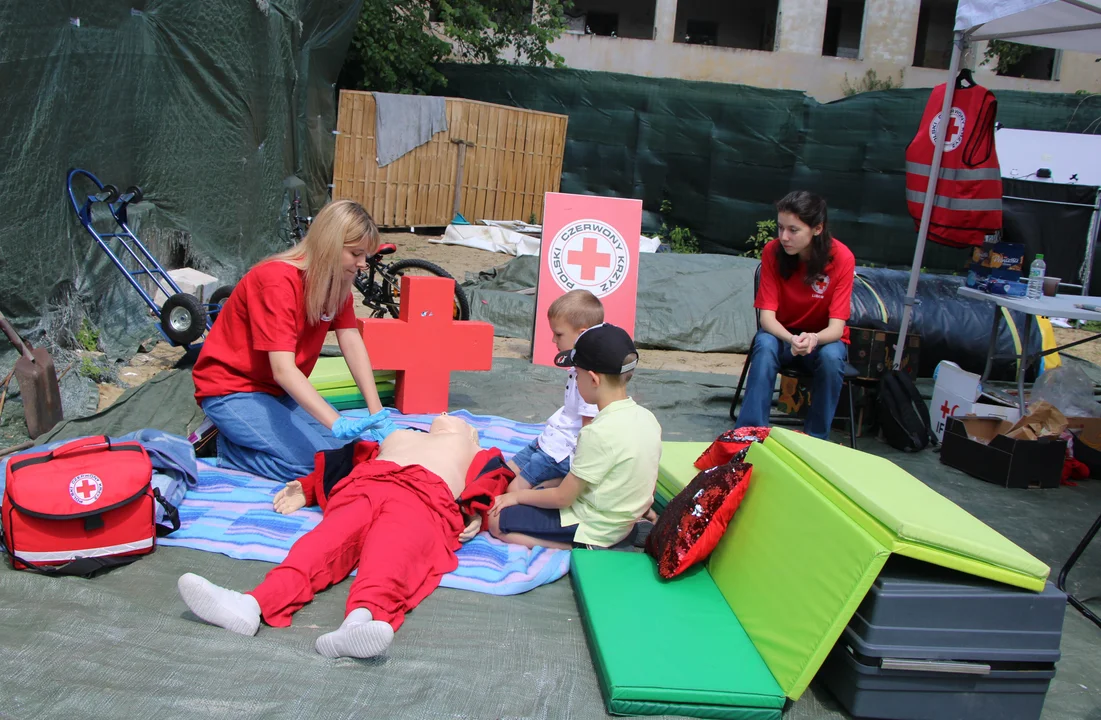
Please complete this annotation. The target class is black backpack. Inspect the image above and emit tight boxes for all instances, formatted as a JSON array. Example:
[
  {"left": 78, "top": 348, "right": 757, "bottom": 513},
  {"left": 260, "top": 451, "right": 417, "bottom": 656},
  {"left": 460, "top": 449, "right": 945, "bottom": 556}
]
[{"left": 877, "top": 369, "right": 937, "bottom": 452}]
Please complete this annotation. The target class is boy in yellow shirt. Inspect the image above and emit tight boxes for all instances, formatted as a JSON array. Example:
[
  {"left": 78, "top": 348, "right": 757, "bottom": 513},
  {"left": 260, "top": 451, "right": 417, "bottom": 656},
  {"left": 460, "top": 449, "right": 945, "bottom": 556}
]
[{"left": 488, "top": 324, "right": 662, "bottom": 549}]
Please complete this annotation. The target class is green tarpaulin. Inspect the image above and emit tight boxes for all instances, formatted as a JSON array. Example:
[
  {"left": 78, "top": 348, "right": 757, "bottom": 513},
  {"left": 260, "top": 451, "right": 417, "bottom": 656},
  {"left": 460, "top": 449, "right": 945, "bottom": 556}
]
[{"left": 0, "top": 0, "right": 360, "bottom": 356}]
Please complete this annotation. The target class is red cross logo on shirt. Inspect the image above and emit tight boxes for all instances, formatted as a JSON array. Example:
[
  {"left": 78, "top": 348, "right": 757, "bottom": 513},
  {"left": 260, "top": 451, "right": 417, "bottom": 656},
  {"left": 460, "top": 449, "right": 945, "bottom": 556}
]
[{"left": 566, "top": 236, "right": 612, "bottom": 281}]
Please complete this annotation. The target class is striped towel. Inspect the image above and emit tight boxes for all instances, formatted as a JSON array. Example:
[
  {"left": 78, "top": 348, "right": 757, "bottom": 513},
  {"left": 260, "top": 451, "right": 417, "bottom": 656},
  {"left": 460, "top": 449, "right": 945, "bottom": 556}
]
[{"left": 159, "top": 410, "right": 571, "bottom": 595}]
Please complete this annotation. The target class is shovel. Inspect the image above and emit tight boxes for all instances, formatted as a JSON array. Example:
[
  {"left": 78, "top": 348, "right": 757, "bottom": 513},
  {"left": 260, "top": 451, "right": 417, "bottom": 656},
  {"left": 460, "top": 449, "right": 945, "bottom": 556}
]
[{"left": 0, "top": 312, "right": 63, "bottom": 438}]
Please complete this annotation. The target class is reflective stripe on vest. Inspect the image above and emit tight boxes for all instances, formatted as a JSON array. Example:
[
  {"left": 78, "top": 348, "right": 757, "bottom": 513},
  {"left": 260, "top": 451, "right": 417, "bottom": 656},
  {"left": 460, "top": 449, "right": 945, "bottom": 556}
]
[
  {"left": 905, "top": 189, "right": 1002, "bottom": 211},
  {"left": 905, "top": 161, "right": 1002, "bottom": 182}
]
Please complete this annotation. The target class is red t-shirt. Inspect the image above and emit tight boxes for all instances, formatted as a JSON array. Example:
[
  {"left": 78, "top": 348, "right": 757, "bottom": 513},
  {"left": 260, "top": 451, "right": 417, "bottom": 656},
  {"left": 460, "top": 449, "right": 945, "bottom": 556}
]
[
  {"left": 754, "top": 238, "right": 855, "bottom": 344},
  {"left": 192, "top": 261, "right": 357, "bottom": 401}
]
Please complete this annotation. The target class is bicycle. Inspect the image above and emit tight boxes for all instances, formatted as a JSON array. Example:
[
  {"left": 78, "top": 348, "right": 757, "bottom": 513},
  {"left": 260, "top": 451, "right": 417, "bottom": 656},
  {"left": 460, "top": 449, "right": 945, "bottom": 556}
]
[{"left": 289, "top": 193, "right": 470, "bottom": 321}]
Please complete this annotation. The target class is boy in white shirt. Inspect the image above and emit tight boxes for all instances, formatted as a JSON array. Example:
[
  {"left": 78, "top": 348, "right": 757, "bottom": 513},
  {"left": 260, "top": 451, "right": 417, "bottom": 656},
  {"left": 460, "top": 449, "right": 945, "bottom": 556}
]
[{"left": 507, "top": 290, "right": 604, "bottom": 491}]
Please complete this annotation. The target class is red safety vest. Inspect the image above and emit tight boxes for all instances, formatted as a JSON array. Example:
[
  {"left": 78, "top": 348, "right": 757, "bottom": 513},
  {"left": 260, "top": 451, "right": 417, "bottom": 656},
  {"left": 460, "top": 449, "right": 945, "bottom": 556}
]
[{"left": 905, "top": 82, "right": 1002, "bottom": 248}]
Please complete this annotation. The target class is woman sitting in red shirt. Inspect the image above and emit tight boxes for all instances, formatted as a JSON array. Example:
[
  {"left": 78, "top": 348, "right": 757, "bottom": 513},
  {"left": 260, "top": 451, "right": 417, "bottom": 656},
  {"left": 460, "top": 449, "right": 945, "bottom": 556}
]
[
  {"left": 192, "top": 200, "right": 394, "bottom": 482},
  {"left": 734, "top": 190, "right": 855, "bottom": 440}
]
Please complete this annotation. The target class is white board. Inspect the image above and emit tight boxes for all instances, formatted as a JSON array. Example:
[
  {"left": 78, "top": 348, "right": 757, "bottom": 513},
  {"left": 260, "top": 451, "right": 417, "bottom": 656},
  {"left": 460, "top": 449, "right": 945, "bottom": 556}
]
[{"left": 995, "top": 128, "right": 1101, "bottom": 187}]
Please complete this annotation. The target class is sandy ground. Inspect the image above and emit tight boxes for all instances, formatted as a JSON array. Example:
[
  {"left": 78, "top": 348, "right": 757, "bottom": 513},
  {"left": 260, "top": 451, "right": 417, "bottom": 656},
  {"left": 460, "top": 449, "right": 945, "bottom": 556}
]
[{"left": 94, "top": 230, "right": 1099, "bottom": 410}]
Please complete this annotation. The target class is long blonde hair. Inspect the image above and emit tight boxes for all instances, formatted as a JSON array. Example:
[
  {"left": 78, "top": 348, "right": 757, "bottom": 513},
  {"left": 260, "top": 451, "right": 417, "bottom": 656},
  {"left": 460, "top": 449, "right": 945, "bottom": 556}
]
[{"left": 269, "top": 199, "right": 380, "bottom": 324}]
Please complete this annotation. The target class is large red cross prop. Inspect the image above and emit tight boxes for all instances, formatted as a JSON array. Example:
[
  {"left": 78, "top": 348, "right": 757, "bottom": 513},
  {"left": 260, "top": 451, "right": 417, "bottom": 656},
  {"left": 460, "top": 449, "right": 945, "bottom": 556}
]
[{"left": 358, "top": 275, "right": 493, "bottom": 414}]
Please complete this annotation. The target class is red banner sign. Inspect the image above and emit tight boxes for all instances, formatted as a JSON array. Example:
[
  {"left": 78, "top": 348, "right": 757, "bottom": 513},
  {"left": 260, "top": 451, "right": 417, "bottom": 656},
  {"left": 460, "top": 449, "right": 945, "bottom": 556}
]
[{"left": 532, "top": 193, "right": 642, "bottom": 366}]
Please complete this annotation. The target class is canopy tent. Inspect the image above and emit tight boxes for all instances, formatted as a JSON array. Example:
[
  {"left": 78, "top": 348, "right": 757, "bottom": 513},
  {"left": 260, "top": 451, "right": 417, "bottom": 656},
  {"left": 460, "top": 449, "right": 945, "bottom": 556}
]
[{"left": 894, "top": 0, "right": 1101, "bottom": 368}]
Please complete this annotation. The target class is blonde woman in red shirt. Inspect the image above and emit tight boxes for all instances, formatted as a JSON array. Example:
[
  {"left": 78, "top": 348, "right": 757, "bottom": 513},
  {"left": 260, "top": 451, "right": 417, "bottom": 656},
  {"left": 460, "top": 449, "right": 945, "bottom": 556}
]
[
  {"left": 192, "top": 200, "right": 394, "bottom": 481},
  {"left": 734, "top": 191, "right": 855, "bottom": 439}
]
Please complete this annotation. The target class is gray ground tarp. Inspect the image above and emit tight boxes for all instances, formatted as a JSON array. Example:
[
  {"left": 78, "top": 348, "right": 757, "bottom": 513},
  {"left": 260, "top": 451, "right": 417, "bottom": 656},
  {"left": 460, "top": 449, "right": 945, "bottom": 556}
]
[
  {"left": 2, "top": 361, "right": 1100, "bottom": 719},
  {"left": 464, "top": 254, "right": 759, "bottom": 353}
]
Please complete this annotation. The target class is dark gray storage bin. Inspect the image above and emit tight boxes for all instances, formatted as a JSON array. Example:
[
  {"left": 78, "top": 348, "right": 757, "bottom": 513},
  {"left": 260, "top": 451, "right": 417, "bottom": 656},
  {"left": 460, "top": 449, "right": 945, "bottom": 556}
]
[{"left": 820, "top": 557, "right": 1067, "bottom": 720}]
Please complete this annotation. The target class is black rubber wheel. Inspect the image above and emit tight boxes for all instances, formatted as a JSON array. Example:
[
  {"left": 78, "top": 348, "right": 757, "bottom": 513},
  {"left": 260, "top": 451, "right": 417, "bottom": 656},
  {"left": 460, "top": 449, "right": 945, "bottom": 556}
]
[
  {"left": 124, "top": 185, "right": 144, "bottom": 204},
  {"left": 208, "top": 284, "right": 235, "bottom": 324},
  {"left": 161, "top": 293, "right": 208, "bottom": 345},
  {"left": 384, "top": 259, "right": 471, "bottom": 321},
  {"left": 97, "top": 184, "right": 120, "bottom": 203}
]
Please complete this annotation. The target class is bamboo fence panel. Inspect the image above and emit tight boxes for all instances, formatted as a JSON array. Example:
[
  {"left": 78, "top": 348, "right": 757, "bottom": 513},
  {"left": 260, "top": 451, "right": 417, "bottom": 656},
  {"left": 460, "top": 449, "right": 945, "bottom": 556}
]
[{"left": 332, "top": 91, "right": 568, "bottom": 227}]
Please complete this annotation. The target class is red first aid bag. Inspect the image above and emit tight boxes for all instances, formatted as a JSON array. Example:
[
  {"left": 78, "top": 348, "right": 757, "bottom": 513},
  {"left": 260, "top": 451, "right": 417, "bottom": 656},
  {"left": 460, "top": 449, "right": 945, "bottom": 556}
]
[{"left": 2, "top": 435, "right": 160, "bottom": 576}]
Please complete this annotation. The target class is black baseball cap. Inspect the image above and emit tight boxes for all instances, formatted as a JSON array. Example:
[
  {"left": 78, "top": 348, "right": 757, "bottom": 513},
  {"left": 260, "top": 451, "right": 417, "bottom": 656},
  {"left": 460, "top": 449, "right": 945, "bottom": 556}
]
[{"left": 554, "top": 323, "right": 638, "bottom": 375}]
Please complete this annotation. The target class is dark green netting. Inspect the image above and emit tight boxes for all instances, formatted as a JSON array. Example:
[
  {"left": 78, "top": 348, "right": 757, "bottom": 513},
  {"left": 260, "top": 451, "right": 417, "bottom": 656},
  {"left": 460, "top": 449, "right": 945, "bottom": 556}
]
[
  {"left": 0, "top": 0, "right": 360, "bottom": 357},
  {"left": 438, "top": 64, "right": 1101, "bottom": 273}
]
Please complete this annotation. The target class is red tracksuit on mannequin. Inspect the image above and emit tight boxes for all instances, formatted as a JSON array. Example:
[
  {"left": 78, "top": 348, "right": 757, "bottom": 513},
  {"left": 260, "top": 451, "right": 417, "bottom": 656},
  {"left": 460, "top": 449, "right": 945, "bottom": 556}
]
[{"left": 247, "top": 441, "right": 509, "bottom": 630}]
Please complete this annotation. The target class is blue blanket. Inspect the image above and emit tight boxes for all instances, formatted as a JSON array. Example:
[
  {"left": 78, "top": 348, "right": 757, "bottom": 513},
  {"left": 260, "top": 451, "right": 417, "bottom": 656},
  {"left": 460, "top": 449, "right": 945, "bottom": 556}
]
[{"left": 159, "top": 410, "right": 571, "bottom": 595}]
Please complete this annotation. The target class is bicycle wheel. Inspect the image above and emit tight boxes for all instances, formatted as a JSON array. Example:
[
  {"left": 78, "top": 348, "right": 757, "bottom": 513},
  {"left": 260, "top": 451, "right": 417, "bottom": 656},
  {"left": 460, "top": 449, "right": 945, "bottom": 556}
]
[{"left": 382, "top": 259, "right": 471, "bottom": 321}]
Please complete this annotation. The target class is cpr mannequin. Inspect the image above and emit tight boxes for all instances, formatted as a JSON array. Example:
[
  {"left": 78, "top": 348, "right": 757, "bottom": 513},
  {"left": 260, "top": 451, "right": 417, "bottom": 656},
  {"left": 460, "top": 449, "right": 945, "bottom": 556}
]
[{"left": 177, "top": 415, "right": 498, "bottom": 659}]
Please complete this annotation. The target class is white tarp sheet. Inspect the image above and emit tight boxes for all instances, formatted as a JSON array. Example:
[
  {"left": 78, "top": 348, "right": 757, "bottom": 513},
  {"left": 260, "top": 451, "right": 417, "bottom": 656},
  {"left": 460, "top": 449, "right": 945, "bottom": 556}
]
[{"left": 433, "top": 224, "right": 662, "bottom": 257}]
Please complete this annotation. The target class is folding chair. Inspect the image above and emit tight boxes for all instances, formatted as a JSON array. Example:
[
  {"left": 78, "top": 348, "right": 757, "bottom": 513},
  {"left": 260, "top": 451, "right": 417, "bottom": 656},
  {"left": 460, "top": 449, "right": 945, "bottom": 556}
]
[{"left": 728, "top": 265, "right": 859, "bottom": 449}]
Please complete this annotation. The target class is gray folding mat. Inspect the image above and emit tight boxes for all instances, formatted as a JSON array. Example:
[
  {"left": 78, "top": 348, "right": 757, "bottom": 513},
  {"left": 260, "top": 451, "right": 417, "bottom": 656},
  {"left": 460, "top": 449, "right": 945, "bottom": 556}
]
[{"left": 2, "top": 360, "right": 1100, "bottom": 719}]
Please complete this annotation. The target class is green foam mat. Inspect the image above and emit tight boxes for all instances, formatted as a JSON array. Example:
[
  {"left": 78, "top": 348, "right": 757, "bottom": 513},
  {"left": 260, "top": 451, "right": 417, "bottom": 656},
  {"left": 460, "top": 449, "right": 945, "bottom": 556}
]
[
  {"left": 656, "top": 442, "right": 710, "bottom": 501},
  {"left": 708, "top": 441, "right": 889, "bottom": 701},
  {"left": 309, "top": 356, "right": 396, "bottom": 391},
  {"left": 768, "top": 428, "right": 1050, "bottom": 591},
  {"left": 571, "top": 550, "right": 784, "bottom": 719}
]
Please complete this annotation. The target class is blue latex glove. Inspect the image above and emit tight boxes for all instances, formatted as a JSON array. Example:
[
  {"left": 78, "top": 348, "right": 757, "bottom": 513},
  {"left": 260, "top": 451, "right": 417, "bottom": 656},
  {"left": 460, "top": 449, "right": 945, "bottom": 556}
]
[
  {"left": 332, "top": 409, "right": 398, "bottom": 441},
  {"left": 331, "top": 414, "right": 375, "bottom": 439},
  {"left": 364, "top": 417, "right": 399, "bottom": 442}
]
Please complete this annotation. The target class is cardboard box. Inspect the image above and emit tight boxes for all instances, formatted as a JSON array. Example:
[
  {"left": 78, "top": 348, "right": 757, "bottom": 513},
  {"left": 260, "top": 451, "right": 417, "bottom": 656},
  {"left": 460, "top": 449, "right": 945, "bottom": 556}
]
[
  {"left": 930, "top": 361, "right": 1020, "bottom": 443},
  {"left": 848, "top": 328, "right": 920, "bottom": 381},
  {"left": 940, "top": 416, "right": 1065, "bottom": 489},
  {"left": 1065, "top": 416, "right": 1101, "bottom": 477}
]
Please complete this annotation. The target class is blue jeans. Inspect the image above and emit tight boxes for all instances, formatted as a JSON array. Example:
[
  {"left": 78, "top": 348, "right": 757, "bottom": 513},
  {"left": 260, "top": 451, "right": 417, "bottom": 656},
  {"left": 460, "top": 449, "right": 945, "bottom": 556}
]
[
  {"left": 735, "top": 331, "right": 848, "bottom": 440},
  {"left": 511, "top": 439, "right": 572, "bottom": 486},
  {"left": 201, "top": 393, "right": 345, "bottom": 482}
]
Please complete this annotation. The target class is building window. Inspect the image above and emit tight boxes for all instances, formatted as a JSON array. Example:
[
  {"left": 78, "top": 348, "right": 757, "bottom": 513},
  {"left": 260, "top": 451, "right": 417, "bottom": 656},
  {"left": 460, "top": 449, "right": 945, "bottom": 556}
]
[
  {"left": 822, "top": 0, "right": 865, "bottom": 59},
  {"left": 996, "top": 44, "right": 1061, "bottom": 80},
  {"left": 564, "top": 1, "right": 656, "bottom": 40},
  {"left": 912, "top": 0, "right": 955, "bottom": 69},
  {"left": 685, "top": 19, "right": 718, "bottom": 46},
  {"left": 674, "top": 0, "right": 778, "bottom": 51},
  {"left": 585, "top": 11, "right": 618, "bottom": 36}
]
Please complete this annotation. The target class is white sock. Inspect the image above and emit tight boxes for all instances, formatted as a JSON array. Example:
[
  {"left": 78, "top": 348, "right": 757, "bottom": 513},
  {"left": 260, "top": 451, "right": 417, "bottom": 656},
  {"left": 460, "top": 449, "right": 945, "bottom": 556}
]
[
  {"left": 315, "top": 607, "right": 394, "bottom": 659},
  {"left": 177, "top": 572, "right": 261, "bottom": 636}
]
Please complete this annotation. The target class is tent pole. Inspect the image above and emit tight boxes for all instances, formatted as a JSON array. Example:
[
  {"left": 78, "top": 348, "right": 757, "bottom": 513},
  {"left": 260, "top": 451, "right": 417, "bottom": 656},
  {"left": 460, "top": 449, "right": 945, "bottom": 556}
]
[{"left": 893, "top": 31, "right": 965, "bottom": 369}]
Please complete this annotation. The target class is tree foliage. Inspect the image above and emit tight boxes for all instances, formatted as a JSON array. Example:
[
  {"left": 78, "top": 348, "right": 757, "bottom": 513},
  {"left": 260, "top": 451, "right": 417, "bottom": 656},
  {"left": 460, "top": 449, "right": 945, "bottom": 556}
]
[
  {"left": 344, "top": 0, "right": 571, "bottom": 94},
  {"left": 982, "top": 40, "right": 1037, "bottom": 75}
]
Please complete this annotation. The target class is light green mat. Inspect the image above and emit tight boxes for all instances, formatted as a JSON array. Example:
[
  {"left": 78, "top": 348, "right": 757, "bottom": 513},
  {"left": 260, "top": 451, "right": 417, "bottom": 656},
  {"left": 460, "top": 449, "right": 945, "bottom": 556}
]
[
  {"left": 308, "top": 357, "right": 396, "bottom": 391},
  {"left": 572, "top": 551, "right": 785, "bottom": 719},
  {"left": 656, "top": 442, "right": 710, "bottom": 501},
  {"left": 767, "top": 428, "right": 1049, "bottom": 591},
  {"left": 317, "top": 384, "right": 395, "bottom": 402},
  {"left": 707, "top": 441, "right": 888, "bottom": 701}
]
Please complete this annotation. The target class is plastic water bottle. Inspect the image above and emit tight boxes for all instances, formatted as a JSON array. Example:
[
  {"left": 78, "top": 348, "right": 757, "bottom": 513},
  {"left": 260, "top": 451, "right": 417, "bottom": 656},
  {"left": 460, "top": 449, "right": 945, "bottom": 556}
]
[{"left": 1027, "top": 254, "right": 1046, "bottom": 300}]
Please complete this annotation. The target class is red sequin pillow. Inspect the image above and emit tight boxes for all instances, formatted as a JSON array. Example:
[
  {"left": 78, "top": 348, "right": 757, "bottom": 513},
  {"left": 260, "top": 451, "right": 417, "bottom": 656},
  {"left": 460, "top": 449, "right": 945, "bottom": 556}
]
[
  {"left": 694, "top": 427, "right": 770, "bottom": 470},
  {"left": 645, "top": 461, "right": 753, "bottom": 579}
]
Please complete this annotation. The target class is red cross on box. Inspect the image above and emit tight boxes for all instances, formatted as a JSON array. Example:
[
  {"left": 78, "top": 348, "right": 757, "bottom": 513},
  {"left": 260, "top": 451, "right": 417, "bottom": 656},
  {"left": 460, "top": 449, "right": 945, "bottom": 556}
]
[
  {"left": 567, "top": 235, "right": 612, "bottom": 281},
  {"left": 358, "top": 275, "right": 493, "bottom": 414}
]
